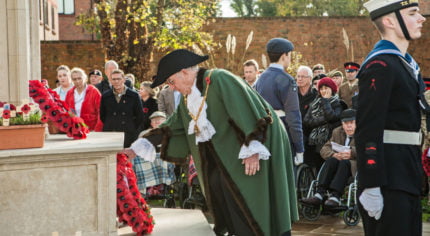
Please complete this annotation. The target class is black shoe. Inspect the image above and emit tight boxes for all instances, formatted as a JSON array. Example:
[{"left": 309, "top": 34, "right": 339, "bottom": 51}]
[
  {"left": 324, "top": 197, "right": 340, "bottom": 207},
  {"left": 300, "top": 196, "right": 322, "bottom": 206}
]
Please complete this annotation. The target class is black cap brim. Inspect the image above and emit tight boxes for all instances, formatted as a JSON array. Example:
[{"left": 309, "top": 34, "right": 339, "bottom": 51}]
[{"left": 151, "top": 49, "right": 209, "bottom": 88}]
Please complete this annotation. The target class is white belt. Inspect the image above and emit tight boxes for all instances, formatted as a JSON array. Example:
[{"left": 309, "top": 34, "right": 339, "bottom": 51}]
[
  {"left": 274, "top": 110, "right": 285, "bottom": 117},
  {"left": 383, "top": 130, "right": 422, "bottom": 145}
]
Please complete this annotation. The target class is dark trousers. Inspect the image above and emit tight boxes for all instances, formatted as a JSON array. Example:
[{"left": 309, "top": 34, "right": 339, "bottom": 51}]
[
  {"left": 209, "top": 166, "right": 254, "bottom": 236},
  {"left": 358, "top": 188, "right": 422, "bottom": 236},
  {"left": 201, "top": 142, "right": 253, "bottom": 236},
  {"left": 202, "top": 142, "right": 291, "bottom": 236},
  {"left": 123, "top": 130, "right": 138, "bottom": 148},
  {"left": 317, "top": 158, "right": 351, "bottom": 196},
  {"left": 304, "top": 145, "right": 325, "bottom": 173}
]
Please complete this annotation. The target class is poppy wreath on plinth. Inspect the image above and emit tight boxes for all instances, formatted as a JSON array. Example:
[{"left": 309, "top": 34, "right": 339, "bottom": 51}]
[
  {"left": 117, "top": 153, "right": 154, "bottom": 235},
  {"left": 28, "top": 80, "right": 89, "bottom": 139}
]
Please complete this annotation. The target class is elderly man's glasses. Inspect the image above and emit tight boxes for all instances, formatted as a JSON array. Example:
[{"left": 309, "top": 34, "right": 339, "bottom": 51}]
[{"left": 166, "top": 78, "right": 175, "bottom": 85}]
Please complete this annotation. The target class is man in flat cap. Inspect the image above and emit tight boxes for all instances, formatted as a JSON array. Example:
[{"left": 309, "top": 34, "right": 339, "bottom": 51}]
[
  {"left": 356, "top": 0, "right": 427, "bottom": 235},
  {"left": 124, "top": 49, "right": 298, "bottom": 236},
  {"left": 338, "top": 62, "right": 360, "bottom": 108},
  {"left": 256, "top": 38, "right": 304, "bottom": 167}
]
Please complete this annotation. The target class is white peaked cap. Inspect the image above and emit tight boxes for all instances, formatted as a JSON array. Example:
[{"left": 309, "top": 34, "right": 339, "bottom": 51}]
[{"left": 364, "top": 0, "right": 419, "bottom": 20}]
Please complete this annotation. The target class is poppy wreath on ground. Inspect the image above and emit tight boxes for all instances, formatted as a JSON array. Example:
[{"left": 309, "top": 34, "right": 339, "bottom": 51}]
[
  {"left": 117, "top": 153, "right": 154, "bottom": 235},
  {"left": 28, "top": 80, "right": 89, "bottom": 139}
]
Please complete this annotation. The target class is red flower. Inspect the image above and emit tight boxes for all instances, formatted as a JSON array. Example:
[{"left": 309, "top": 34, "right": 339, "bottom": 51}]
[
  {"left": 21, "top": 104, "right": 31, "bottom": 114},
  {"left": 41, "top": 114, "right": 48, "bottom": 123},
  {"left": 116, "top": 153, "right": 153, "bottom": 234},
  {"left": 29, "top": 80, "right": 89, "bottom": 140},
  {"left": 205, "top": 76, "right": 211, "bottom": 85},
  {"left": 0, "top": 102, "right": 4, "bottom": 108},
  {"left": 9, "top": 104, "right": 16, "bottom": 110},
  {"left": 2, "top": 110, "right": 10, "bottom": 119},
  {"left": 143, "top": 107, "right": 149, "bottom": 113}
]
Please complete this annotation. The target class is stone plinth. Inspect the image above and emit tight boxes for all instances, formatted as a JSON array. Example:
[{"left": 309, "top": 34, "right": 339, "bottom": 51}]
[{"left": 0, "top": 132, "right": 123, "bottom": 236}]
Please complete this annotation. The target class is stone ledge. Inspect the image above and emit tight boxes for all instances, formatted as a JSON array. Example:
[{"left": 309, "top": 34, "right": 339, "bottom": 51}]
[{"left": 118, "top": 208, "right": 215, "bottom": 236}]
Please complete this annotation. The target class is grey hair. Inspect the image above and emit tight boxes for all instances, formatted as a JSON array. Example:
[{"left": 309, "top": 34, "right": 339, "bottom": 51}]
[
  {"left": 70, "top": 67, "right": 88, "bottom": 82},
  {"left": 105, "top": 60, "right": 119, "bottom": 69},
  {"left": 297, "top": 65, "right": 313, "bottom": 77},
  {"left": 185, "top": 65, "right": 199, "bottom": 72}
]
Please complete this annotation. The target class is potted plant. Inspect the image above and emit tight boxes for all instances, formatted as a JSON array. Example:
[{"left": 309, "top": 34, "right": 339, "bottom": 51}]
[{"left": 0, "top": 102, "right": 47, "bottom": 150}]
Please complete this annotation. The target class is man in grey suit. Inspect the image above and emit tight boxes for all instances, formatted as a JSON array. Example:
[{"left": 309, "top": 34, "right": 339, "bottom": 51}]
[{"left": 157, "top": 85, "right": 181, "bottom": 116}]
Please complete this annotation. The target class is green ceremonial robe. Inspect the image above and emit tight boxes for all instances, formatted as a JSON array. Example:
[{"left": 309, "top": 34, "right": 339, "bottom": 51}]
[{"left": 154, "top": 69, "right": 298, "bottom": 235}]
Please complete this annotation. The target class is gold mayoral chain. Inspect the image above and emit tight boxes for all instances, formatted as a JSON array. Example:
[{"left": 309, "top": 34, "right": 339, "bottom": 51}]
[{"left": 184, "top": 70, "right": 213, "bottom": 136}]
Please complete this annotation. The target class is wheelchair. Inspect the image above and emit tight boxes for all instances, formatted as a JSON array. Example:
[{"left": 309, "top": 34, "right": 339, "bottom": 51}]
[{"left": 298, "top": 162, "right": 360, "bottom": 226}]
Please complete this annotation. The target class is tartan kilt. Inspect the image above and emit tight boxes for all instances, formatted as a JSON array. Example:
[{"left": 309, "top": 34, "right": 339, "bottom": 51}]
[{"left": 132, "top": 153, "right": 176, "bottom": 192}]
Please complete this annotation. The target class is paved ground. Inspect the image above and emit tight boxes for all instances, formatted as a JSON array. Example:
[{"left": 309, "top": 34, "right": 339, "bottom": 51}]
[
  {"left": 118, "top": 207, "right": 430, "bottom": 235},
  {"left": 293, "top": 215, "right": 430, "bottom": 235}
]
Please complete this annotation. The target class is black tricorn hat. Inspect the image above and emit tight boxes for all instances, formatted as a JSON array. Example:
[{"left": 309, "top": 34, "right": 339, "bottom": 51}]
[{"left": 151, "top": 49, "right": 209, "bottom": 88}]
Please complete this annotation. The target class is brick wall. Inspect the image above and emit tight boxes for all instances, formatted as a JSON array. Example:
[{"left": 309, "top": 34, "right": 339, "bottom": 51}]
[
  {"left": 204, "top": 16, "right": 430, "bottom": 76},
  {"left": 58, "top": 0, "right": 95, "bottom": 40},
  {"left": 41, "top": 40, "right": 104, "bottom": 88},
  {"left": 421, "top": 0, "right": 430, "bottom": 16},
  {"left": 42, "top": 16, "right": 430, "bottom": 86}
]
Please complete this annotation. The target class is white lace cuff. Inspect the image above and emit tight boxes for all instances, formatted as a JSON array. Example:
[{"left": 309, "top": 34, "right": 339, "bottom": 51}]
[
  {"left": 188, "top": 119, "right": 216, "bottom": 144},
  {"left": 130, "top": 138, "right": 156, "bottom": 162},
  {"left": 238, "top": 140, "right": 271, "bottom": 160}
]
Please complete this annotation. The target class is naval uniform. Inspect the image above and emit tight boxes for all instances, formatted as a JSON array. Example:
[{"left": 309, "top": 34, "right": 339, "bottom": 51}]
[{"left": 356, "top": 40, "right": 425, "bottom": 236}]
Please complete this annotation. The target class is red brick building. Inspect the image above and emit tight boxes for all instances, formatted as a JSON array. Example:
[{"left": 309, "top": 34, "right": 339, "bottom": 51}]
[
  {"left": 39, "top": 0, "right": 59, "bottom": 40},
  {"left": 58, "top": 0, "right": 96, "bottom": 40}
]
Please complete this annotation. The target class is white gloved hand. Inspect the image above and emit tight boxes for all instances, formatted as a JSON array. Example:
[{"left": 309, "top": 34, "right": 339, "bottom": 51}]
[
  {"left": 359, "top": 187, "right": 384, "bottom": 220},
  {"left": 294, "top": 152, "right": 304, "bottom": 166}
]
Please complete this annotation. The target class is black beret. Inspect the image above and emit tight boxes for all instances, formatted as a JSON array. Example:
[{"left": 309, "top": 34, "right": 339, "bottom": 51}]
[
  {"left": 266, "top": 38, "right": 294, "bottom": 54},
  {"left": 89, "top": 69, "right": 102, "bottom": 76}
]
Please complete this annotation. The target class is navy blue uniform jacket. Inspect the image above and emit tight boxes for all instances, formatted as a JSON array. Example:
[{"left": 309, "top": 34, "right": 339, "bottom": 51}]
[{"left": 255, "top": 66, "right": 304, "bottom": 153}]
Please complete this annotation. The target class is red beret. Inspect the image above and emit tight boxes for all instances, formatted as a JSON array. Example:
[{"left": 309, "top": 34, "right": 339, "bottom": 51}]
[{"left": 318, "top": 77, "right": 338, "bottom": 94}]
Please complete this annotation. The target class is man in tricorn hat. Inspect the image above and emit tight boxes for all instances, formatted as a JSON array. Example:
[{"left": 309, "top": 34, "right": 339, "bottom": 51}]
[
  {"left": 338, "top": 62, "right": 360, "bottom": 108},
  {"left": 356, "top": 0, "right": 426, "bottom": 235},
  {"left": 123, "top": 49, "right": 298, "bottom": 235}
]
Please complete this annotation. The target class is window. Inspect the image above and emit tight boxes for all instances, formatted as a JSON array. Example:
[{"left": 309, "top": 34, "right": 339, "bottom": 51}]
[
  {"left": 51, "top": 6, "right": 55, "bottom": 30},
  {"left": 43, "top": 0, "right": 48, "bottom": 25},
  {"left": 58, "top": 0, "right": 74, "bottom": 15},
  {"left": 39, "top": 0, "right": 42, "bottom": 21}
]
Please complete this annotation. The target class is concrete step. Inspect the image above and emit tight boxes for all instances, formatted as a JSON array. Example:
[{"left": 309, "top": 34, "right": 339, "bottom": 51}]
[{"left": 118, "top": 208, "right": 215, "bottom": 236}]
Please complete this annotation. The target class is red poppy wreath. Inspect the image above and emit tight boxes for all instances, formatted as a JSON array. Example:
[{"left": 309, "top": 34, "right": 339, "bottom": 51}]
[
  {"left": 28, "top": 80, "right": 89, "bottom": 139},
  {"left": 117, "top": 153, "right": 154, "bottom": 235}
]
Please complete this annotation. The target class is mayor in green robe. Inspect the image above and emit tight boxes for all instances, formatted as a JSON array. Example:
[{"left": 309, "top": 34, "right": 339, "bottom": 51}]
[{"left": 125, "top": 49, "right": 298, "bottom": 236}]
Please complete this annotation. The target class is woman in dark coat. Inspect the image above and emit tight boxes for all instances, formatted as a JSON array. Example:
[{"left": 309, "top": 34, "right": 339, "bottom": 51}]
[
  {"left": 139, "top": 81, "right": 158, "bottom": 131},
  {"left": 303, "top": 77, "right": 345, "bottom": 171}
]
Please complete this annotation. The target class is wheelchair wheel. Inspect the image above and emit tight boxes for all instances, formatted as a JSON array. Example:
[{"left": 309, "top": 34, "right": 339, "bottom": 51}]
[
  {"left": 163, "top": 197, "right": 176, "bottom": 208},
  {"left": 296, "top": 164, "right": 315, "bottom": 200},
  {"left": 302, "top": 205, "right": 321, "bottom": 221},
  {"left": 183, "top": 199, "right": 195, "bottom": 209},
  {"left": 343, "top": 207, "right": 360, "bottom": 226}
]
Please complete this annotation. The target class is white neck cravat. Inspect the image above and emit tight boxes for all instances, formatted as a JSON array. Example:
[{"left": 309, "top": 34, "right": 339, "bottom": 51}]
[{"left": 186, "top": 80, "right": 216, "bottom": 144}]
